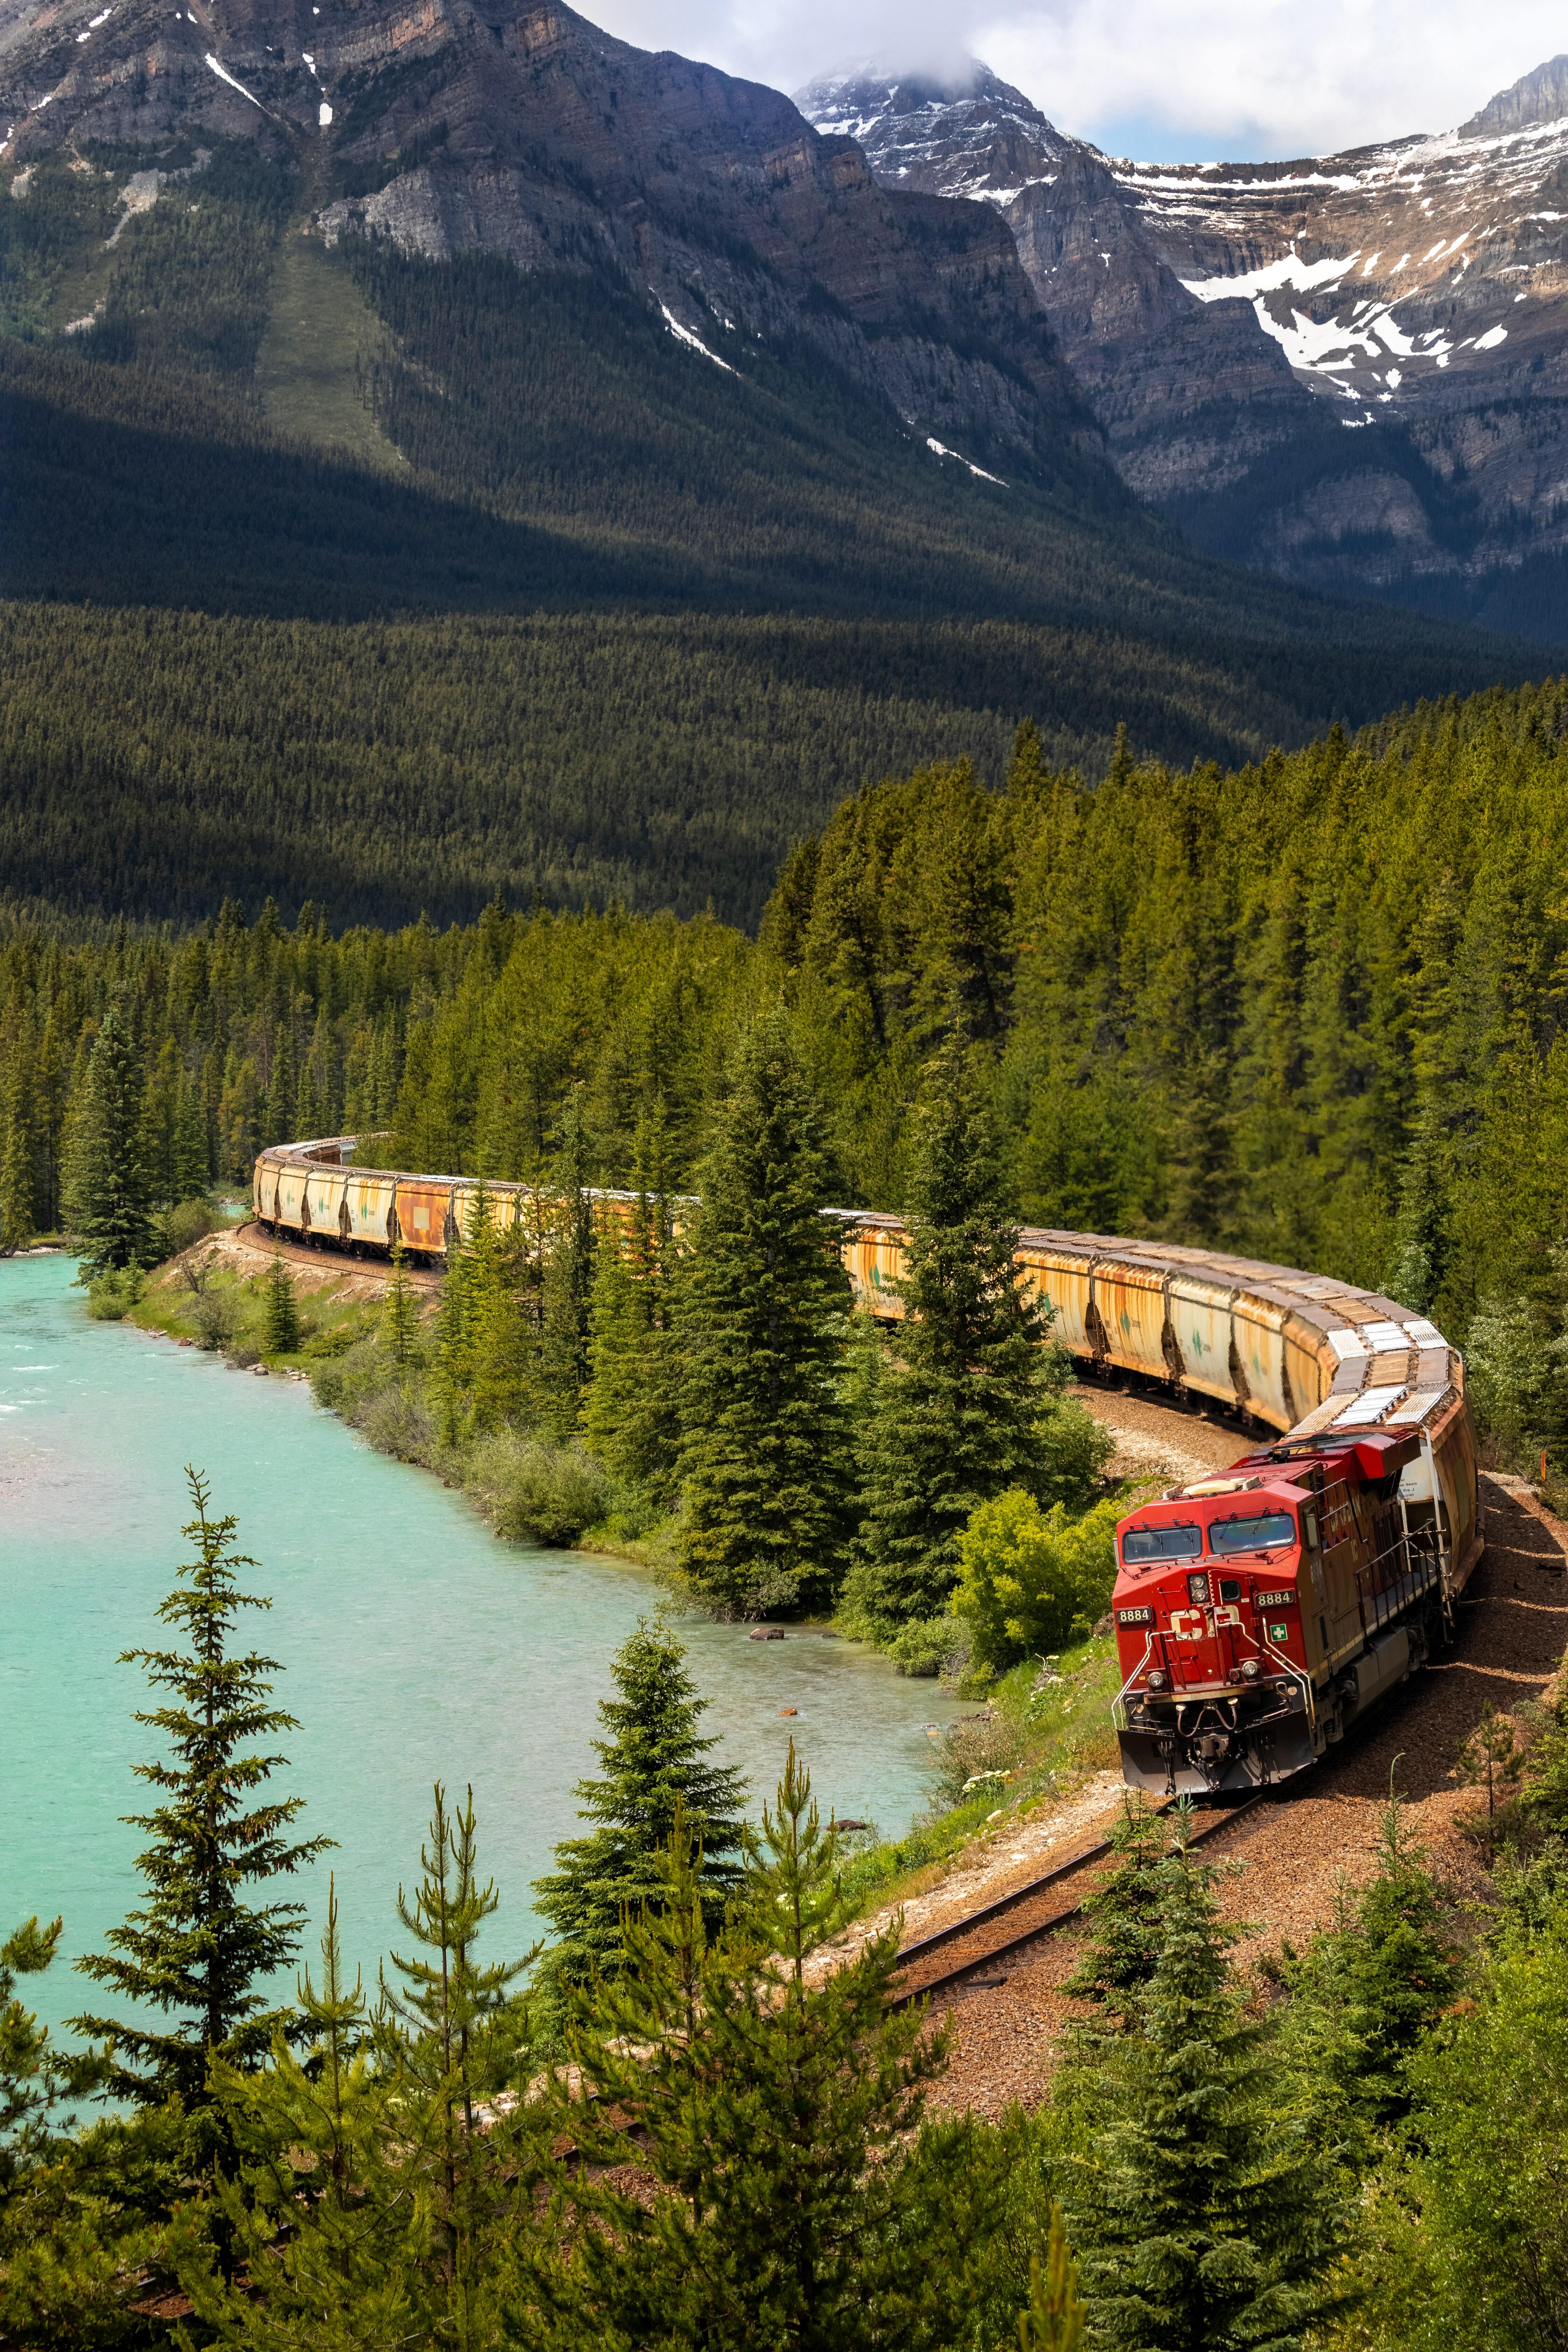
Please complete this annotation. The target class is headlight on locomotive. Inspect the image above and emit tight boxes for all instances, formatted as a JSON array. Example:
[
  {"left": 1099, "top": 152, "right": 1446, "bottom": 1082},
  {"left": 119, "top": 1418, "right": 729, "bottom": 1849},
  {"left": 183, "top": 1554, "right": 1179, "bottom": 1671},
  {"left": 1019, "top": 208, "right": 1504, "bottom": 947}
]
[
  {"left": 1239, "top": 1657, "right": 1262, "bottom": 1682},
  {"left": 1147, "top": 1669, "right": 1169, "bottom": 1691}
]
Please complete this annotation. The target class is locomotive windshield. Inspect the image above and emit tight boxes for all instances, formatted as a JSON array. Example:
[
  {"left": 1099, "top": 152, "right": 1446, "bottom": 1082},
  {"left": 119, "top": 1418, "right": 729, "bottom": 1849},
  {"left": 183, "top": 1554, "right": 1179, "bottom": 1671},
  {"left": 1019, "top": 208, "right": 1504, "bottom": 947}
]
[
  {"left": 1210, "top": 1511, "right": 1296, "bottom": 1554},
  {"left": 1120, "top": 1522, "right": 1202, "bottom": 1566}
]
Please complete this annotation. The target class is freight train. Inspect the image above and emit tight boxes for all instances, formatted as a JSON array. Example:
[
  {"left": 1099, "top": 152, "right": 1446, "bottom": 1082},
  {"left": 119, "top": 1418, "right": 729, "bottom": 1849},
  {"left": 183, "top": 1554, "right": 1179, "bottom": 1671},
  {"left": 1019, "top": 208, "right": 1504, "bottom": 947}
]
[{"left": 254, "top": 1137, "right": 1483, "bottom": 1795}]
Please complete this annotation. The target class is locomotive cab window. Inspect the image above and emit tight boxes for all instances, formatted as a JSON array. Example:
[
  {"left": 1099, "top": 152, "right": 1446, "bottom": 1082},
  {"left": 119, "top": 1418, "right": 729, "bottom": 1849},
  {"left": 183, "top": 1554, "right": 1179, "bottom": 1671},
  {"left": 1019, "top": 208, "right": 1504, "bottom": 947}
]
[
  {"left": 1210, "top": 1511, "right": 1296, "bottom": 1555},
  {"left": 1120, "top": 1522, "right": 1202, "bottom": 1567}
]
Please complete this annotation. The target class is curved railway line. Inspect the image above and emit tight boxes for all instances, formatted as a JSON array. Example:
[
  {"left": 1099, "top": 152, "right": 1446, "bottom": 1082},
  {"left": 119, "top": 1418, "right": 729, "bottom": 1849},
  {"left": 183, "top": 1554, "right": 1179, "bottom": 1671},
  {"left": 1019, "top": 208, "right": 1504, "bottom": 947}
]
[{"left": 889, "top": 1793, "right": 1268, "bottom": 2012}]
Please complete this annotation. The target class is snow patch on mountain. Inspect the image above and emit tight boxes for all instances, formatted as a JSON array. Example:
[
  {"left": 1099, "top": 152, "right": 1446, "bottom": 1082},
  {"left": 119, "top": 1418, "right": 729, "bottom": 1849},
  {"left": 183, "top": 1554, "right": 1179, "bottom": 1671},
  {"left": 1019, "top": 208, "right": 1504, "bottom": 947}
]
[{"left": 658, "top": 302, "right": 737, "bottom": 376}]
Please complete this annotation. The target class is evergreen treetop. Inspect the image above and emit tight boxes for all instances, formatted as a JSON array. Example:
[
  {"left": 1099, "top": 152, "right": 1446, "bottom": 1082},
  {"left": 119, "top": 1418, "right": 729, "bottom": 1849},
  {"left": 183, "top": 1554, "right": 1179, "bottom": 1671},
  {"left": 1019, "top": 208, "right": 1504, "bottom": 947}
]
[
  {"left": 64, "top": 997, "right": 156, "bottom": 1275},
  {"left": 532, "top": 1617, "right": 747, "bottom": 1981},
  {"left": 71, "top": 1469, "right": 332, "bottom": 2112},
  {"left": 527, "top": 1750, "right": 972, "bottom": 2352},
  {"left": 1067, "top": 1828, "right": 1353, "bottom": 2352},
  {"left": 262, "top": 1254, "right": 301, "bottom": 1356},
  {"left": 849, "top": 1041, "right": 1047, "bottom": 1637},
  {"left": 677, "top": 1012, "right": 854, "bottom": 1618}
]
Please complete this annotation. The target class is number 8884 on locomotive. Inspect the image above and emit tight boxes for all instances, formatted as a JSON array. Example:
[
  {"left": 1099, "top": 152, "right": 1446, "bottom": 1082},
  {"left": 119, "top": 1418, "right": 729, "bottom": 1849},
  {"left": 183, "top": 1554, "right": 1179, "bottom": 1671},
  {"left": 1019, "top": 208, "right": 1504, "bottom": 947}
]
[{"left": 1110, "top": 1402, "right": 1482, "bottom": 1795}]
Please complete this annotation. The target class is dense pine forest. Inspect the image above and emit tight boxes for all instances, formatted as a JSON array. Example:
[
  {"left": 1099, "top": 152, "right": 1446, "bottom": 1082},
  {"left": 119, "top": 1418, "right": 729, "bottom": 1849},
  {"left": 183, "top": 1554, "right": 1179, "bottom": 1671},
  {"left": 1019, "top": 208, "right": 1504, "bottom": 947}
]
[{"left": 9, "top": 668, "right": 1568, "bottom": 1477}]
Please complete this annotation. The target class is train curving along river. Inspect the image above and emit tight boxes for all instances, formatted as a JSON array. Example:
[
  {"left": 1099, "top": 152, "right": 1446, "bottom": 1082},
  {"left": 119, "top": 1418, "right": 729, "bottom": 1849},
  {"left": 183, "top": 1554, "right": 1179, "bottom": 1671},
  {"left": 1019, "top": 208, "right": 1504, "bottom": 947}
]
[{"left": 253, "top": 1136, "right": 1484, "bottom": 1800}]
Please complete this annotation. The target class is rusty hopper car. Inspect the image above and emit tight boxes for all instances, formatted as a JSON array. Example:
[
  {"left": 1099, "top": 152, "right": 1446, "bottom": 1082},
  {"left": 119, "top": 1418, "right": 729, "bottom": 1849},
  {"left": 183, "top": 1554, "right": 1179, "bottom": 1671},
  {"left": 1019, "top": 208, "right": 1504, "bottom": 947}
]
[
  {"left": 251, "top": 1140, "right": 655, "bottom": 1262},
  {"left": 256, "top": 1146, "right": 1481, "bottom": 1794}
]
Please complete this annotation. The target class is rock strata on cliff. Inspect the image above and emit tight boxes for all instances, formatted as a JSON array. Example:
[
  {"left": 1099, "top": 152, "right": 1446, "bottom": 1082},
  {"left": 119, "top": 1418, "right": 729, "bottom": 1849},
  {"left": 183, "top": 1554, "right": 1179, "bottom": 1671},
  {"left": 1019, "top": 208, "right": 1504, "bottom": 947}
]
[
  {"left": 797, "top": 53, "right": 1568, "bottom": 631},
  {"left": 0, "top": 0, "right": 1096, "bottom": 478}
]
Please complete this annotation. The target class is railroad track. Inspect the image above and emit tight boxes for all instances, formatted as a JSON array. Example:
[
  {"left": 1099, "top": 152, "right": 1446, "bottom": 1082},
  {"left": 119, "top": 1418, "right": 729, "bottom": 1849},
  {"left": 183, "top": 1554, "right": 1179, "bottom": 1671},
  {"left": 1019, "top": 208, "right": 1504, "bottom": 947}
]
[{"left": 888, "top": 1790, "right": 1270, "bottom": 2012}]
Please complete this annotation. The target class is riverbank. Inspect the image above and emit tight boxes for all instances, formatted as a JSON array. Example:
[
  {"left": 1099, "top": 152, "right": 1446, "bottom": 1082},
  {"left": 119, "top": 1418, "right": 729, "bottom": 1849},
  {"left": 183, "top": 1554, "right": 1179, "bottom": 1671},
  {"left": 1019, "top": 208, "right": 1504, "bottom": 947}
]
[
  {"left": 2, "top": 1252, "right": 971, "bottom": 2034},
  {"left": 113, "top": 1234, "right": 1168, "bottom": 1941}
]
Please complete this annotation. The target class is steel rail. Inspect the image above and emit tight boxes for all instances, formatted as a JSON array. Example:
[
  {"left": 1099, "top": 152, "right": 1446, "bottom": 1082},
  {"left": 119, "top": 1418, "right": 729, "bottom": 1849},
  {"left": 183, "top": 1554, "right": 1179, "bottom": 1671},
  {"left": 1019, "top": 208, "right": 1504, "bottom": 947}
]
[{"left": 887, "top": 1790, "right": 1269, "bottom": 2012}]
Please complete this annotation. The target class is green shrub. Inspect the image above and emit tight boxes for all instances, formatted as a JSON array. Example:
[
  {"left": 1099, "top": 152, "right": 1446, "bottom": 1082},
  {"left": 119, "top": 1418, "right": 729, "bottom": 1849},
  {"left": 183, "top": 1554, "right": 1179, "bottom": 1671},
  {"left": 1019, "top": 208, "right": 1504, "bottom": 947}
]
[
  {"left": 360, "top": 1379, "right": 434, "bottom": 1462},
  {"left": 466, "top": 1429, "right": 612, "bottom": 1547},
  {"left": 952, "top": 1491, "right": 1120, "bottom": 1682},
  {"left": 163, "top": 1197, "right": 216, "bottom": 1254},
  {"left": 887, "top": 1613, "right": 964, "bottom": 1679},
  {"left": 1035, "top": 1396, "right": 1116, "bottom": 1504},
  {"left": 191, "top": 1286, "right": 241, "bottom": 1351},
  {"left": 85, "top": 1267, "right": 143, "bottom": 1321}
]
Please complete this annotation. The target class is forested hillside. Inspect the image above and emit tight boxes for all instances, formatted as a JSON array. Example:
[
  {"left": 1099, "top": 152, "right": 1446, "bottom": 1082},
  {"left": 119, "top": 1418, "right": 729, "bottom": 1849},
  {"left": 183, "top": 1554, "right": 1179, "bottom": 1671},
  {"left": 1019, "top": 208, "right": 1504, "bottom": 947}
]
[
  {"left": 0, "top": 133, "right": 1543, "bottom": 926},
  {"left": 8, "top": 671, "right": 1568, "bottom": 1455}
]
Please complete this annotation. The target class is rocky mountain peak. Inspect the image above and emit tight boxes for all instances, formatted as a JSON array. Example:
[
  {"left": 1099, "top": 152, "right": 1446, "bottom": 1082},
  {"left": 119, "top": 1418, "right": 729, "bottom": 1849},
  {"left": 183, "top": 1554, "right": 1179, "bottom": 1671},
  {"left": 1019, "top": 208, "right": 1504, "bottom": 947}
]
[
  {"left": 1459, "top": 52, "right": 1568, "bottom": 140},
  {"left": 792, "top": 55, "right": 1077, "bottom": 199}
]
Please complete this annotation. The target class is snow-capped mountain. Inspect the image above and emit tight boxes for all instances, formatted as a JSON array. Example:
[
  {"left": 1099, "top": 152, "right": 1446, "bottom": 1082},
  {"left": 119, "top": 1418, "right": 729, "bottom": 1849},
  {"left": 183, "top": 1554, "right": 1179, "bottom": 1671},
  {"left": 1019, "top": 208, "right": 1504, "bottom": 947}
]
[{"left": 797, "top": 55, "right": 1568, "bottom": 623}]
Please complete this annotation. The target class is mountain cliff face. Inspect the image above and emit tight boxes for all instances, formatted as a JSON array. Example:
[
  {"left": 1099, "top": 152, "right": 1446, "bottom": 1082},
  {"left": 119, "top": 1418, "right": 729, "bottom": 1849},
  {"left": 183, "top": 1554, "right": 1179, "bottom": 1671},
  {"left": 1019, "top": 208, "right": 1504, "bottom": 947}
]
[
  {"left": 797, "top": 55, "right": 1568, "bottom": 632},
  {"left": 0, "top": 0, "right": 1095, "bottom": 477}
]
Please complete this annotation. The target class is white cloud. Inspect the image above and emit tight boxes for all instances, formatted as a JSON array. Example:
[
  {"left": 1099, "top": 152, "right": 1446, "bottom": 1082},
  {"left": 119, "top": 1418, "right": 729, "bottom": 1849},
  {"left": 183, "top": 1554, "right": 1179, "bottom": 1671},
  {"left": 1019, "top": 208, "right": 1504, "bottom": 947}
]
[{"left": 586, "top": 0, "right": 1568, "bottom": 161}]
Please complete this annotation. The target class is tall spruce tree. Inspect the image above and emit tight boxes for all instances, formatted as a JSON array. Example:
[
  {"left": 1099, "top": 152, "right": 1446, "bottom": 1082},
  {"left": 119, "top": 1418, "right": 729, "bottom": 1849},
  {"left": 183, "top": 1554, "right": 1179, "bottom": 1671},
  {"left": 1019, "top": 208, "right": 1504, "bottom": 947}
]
[
  {"left": 582, "top": 1175, "right": 682, "bottom": 1503},
  {"left": 848, "top": 1042, "right": 1046, "bottom": 1640},
  {"left": 262, "top": 1255, "right": 301, "bottom": 1355},
  {"left": 381, "top": 1237, "right": 422, "bottom": 1366},
  {"left": 539, "top": 1088, "right": 596, "bottom": 1440},
  {"left": 676, "top": 1014, "right": 854, "bottom": 1617},
  {"left": 71, "top": 1470, "right": 331, "bottom": 2113},
  {"left": 532, "top": 1618, "right": 746, "bottom": 1982},
  {"left": 0, "top": 997, "right": 37, "bottom": 1254},
  {"left": 1066, "top": 1830, "right": 1352, "bottom": 2352},
  {"left": 372, "top": 1785, "right": 535, "bottom": 2344},
  {"left": 63, "top": 997, "right": 156, "bottom": 1273},
  {"left": 528, "top": 1751, "right": 974, "bottom": 2352}
]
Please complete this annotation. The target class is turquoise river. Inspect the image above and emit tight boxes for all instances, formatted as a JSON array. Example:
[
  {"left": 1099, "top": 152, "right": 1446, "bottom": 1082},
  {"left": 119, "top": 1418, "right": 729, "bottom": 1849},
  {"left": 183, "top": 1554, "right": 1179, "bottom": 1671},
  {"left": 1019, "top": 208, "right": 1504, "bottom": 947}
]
[{"left": 1, "top": 1254, "right": 962, "bottom": 2037}]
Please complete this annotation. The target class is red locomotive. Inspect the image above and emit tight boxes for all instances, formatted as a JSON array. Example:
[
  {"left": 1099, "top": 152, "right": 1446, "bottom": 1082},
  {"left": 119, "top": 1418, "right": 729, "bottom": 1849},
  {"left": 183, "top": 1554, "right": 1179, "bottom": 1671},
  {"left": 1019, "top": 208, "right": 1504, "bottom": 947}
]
[{"left": 1111, "top": 1392, "right": 1482, "bottom": 1794}]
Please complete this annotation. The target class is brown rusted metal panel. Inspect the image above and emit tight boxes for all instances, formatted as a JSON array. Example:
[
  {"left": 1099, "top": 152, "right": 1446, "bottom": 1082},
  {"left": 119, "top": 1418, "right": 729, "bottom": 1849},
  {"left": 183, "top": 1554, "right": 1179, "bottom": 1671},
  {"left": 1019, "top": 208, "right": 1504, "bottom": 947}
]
[
  {"left": 394, "top": 1177, "right": 454, "bottom": 1255},
  {"left": 1094, "top": 1260, "right": 1168, "bottom": 1379}
]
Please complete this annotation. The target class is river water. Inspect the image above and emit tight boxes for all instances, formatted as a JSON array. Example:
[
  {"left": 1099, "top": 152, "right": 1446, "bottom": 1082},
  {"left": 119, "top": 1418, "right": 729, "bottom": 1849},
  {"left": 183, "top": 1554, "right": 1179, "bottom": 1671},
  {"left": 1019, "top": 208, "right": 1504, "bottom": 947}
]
[{"left": 1, "top": 1254, "right": 960, "bottom": 2037}]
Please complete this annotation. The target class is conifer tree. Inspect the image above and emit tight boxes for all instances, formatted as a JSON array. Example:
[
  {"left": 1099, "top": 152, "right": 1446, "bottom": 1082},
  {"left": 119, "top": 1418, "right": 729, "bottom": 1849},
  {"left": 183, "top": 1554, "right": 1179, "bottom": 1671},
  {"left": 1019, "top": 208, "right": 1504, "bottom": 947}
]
[
  {"left": 71, "top": 1470, "right": 331, "bottom": 2115},
  {"left": 676, "top": 1014, "right": 854, "bottom": 1616},
  {"left": 1063, "top": 1794, "right": 1170, "bottom": 2030},
  {"left": 434, "top": 1202, "right": 476, "bottom": 1447},
  {"left": 532, "top": 1617, "right": 746, "bottom": 1981},
  {"left": 262, "top": 1254, "right": 301, "bottom": 1355},
  {"left": 1276, "top": 1787, "right": 1457, "bottom": 2134},
  {"left": 381, "top": 1237, "right": 422, "bottom": 1366},
  {"left": 1018, "top": 2207, "right": 1087, "bottom": 2352},
  {"left": 188, "top": 1879, "right": 399, "bottom": 2339},
  {"left": 373, "top": 1785, "right": 535, "bottom": 2341},
  {"left": 465, "top": 1181, "right": 532, "bottom": 1430},
  {"left": 0, "top": 997, "right": 37, "bottom": 1253},
  {"left": 582, "top": 1172, "right": 682, "bottom": 1502},
  {"left": 1067, "top": 1829, "right": 1351, "bottom": 2352},
  {"left": 173, "top": 1075, "right": 211, "bottom": 1202},
  {"left": 539, "top": 1088, "right": 596, "bottom": 1439},
  {"left": 1, "top": 1917, "right": 105, "bottom": 2187},
  {"left": 63, "top": 998, "right": 156, "bottom": 1273},
  {"left": 849, "top": 1042, "right": 1046, "bottom": 1640},
  {"left": 528, "top": 1751, "right": 969, "bottom": 2352},
  {"left": 263, "top": 1022, "right": 296, "bottom": 1151}
]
